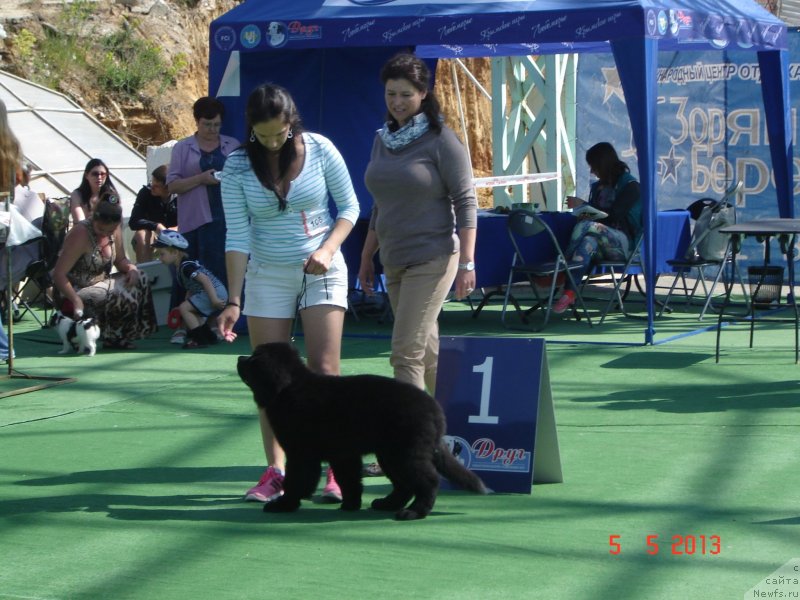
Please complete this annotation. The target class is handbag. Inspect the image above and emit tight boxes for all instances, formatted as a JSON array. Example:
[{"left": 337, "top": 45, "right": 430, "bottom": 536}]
[{"left": 685, "top": 200, "right": 734, "bottom": 261}]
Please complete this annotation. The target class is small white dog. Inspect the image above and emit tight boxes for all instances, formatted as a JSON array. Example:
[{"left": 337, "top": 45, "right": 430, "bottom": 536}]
[{"left": 54, "top": 311, "right": 101, "bottom": 356}]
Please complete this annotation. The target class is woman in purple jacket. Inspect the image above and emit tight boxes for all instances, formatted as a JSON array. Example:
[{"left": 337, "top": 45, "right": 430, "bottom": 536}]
[{"left": 167, "top": 96, "right": 239, "bottom": 286}]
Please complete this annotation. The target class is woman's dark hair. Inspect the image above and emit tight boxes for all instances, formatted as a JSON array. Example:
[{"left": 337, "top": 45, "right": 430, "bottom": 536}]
[
  {"left": 92, "top": 187, "right": 123, "bottom": 224},
  {"left": 243, "top": 83, "right": 304, "bottom": 211},
  {"left": 585, "top": 142, "right": 629, "bottom": 186},
  {"left": 77, "top": 158, "right": 117, "bottom": 208},
  {"left": 193, "top": 96, "right": 226, "bottom": 121},
  {"left": 380, "top": 53, "right": 442, "bottom": 134}
]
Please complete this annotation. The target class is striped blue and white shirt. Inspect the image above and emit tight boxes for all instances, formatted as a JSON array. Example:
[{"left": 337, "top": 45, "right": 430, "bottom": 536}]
[{"left": 221, "top": 132, "right": 359, "bottom": 265}]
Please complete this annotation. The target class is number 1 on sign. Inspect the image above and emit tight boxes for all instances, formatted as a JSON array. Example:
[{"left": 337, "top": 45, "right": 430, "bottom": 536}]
[{"left": 468, "top": 356, "right": 499, "bottom": 424}]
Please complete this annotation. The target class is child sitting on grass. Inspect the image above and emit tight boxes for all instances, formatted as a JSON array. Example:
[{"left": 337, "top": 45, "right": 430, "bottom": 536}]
[{"left": 152, "top": 230, "right": 229, "bottom": 349}]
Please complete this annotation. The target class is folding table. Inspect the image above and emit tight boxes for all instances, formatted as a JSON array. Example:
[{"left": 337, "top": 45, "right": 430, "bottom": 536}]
[{"left": 715, "top": 219, "right": 800, "bottom": 363}]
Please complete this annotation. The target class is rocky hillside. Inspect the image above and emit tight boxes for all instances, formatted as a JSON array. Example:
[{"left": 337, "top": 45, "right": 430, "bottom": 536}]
[
  {"left": 0, "top": 0, "right": 496, "bottom": 203},
  {"left": 0, "top": 1, "right": 490, "bottom": 166},
  {"left": 0, "top": 0, "right": 240, "bottom": 148}
]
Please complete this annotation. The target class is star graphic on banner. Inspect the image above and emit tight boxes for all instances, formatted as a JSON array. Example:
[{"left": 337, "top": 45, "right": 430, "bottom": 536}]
[
  {"left": 601, "top": 67, "right": 625, "bottom": 104},
  {"left": 659, "top": 145, "right": 685, "bottom": 184}
]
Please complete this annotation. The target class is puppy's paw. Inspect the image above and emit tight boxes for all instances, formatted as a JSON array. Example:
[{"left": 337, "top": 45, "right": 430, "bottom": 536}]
[
  {"left": 340, "top": 497, "right": 361, "bottom": 511},
  {"left": 395, "top": 508, "right": 426, "bottom": 521},
  {"left": 371, "top": 497, "right": 406, "bottom": 511},
  {"left": 262, "top": 496, "right": 300, "bottom": 513}
]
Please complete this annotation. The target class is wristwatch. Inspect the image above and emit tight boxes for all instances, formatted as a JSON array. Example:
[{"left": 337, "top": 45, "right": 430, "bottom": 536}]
[{"left": 458, "top": 261, "right": 475, "bottom": 271}]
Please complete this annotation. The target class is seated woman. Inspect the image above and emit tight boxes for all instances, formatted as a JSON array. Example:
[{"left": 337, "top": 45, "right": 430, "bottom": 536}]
[
  {"left": 553, "top": 141, "right": 642, "bottom": 314},
  {"left": 53, "top": 192, "right": 158, "bottom": 349},
  {"left": 70, "top": 158, "right": 119, "bottom": 224}
]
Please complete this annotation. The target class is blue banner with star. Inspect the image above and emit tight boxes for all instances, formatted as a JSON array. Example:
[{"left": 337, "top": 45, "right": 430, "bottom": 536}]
[{"left": 576, "top": 33, "right": 800, "bottom": 221}]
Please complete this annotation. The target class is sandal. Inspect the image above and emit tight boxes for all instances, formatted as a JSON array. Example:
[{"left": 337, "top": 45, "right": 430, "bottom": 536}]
[
  {"left": 362, "top": 462, "right": 384, "bottom": 477},
  {"left": 103, "top": 339, "right": 136, "bottom": 350}
]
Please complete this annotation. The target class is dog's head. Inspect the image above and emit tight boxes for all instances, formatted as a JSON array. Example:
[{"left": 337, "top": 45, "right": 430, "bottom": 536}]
[
  {"left": 237, "top": 343, "right": 305, "bottom": 409},
  {"left": 52, "top": 306, "right": 97, "bottom": 326},
  {"left": 77, "top": 316, "right": 97, "bottom": 327},
  {"left": 51, "top": 311, "right": 70, "bottom": 328}
]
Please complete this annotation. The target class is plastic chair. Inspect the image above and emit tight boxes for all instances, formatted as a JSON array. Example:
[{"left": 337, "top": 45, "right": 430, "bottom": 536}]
[
  {"left": 658, "top": 183, "right": 749, "bottom": 320},
  {"left": 500, "top": 209, "right": 592, "bottom": 331}
]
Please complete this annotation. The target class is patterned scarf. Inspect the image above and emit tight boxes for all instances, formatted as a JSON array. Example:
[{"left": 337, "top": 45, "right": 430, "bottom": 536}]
[{"left": 378, "top": 113, "right": 430, "bottom": 150}]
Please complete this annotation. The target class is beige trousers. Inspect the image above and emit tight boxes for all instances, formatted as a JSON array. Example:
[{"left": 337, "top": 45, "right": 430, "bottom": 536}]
[{"left": 383, "top": 253, "right": 459, "bottom": 393}]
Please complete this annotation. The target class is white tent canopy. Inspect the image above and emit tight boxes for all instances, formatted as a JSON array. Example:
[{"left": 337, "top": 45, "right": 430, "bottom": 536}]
[{"left": 0, "top": 69, "right": 146, "bottom": 217}]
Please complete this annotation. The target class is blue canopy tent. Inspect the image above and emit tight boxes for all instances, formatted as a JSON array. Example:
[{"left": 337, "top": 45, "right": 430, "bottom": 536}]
[{"left": 209, "top": 0, "right": 792, "bottom": 344}]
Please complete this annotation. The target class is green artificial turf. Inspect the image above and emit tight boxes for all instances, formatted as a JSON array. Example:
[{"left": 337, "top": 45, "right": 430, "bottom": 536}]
[{"left": 1, "top": 298, "right": 798, "bottom": 599}]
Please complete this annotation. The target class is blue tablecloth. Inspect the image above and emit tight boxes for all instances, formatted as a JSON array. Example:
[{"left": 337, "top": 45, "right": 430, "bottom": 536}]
[
  {"left": 474, "top": 211, "right": 573, "bottom": 289},
  {"left": 474, "top": 209, "right": 691, "bottom": 289},
  {"left": 339, "top": 209, "right": 691, "bottom": 293}
]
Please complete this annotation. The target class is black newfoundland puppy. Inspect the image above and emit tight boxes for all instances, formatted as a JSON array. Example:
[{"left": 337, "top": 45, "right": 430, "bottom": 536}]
[{"left": 237, "top": 343, "right": 487, "bottom": 520}]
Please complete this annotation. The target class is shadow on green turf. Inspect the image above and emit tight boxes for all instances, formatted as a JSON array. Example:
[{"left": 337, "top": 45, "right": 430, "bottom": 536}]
[
  {"left": 15, "top": 466, "right": 265, "bottom": 486},
  {"left": 570, "top": 379, "right": 800, "bottom": 413},
  {"left": 600, "top": 351, "right": 709, "bottom": 369}
]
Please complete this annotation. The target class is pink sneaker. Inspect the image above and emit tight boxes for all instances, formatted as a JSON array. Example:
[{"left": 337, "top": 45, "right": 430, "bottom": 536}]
[
  {"left": 552, "top": 290, "right": 576, "bottom": 314},
  {"left": 244, "top": 467, "right": 284, "bottom": 503},
  {"left": 321, "top": 467, "right": 342, "bottom": 503}
]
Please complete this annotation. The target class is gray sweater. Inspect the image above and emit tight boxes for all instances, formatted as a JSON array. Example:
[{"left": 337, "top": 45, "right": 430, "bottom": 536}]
[{"left": 364, "top": 126, "right": 477, "bottom": 268}]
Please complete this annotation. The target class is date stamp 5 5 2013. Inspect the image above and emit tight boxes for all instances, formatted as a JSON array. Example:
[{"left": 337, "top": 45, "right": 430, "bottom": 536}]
[{"left": 609, "top": 534, "right": 722, "bottom": 556}]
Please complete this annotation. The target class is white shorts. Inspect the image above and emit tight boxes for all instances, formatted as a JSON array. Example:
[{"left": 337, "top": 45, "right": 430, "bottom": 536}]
[{"left": 243, "top": 251, "right": 349, "bottom": 319}]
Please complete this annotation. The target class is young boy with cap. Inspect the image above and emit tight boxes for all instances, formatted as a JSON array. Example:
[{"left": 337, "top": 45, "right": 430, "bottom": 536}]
[{"left": 152, "top": 230, "right": 229, "bottom": 349}]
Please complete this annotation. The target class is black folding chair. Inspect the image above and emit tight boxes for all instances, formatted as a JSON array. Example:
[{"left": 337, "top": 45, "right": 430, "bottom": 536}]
[
  {"left": 12, "top": 197, "right": 70, "bottom": 326},
  {"left": 501, "top": 209, "right": 592, "bottom": 331}
]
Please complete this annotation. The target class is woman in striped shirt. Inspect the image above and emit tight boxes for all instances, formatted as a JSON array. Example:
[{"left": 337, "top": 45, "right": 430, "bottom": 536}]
[{"left": 218, "top": 83, "right": 360, "bottom": 506}]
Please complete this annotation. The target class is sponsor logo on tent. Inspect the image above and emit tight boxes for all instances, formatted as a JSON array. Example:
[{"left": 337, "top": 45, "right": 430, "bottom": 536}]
[
  {"left": 240, "top": 24, "right": 261, "bottom": 49},
  {"left": 214, "top": 26, "right": 236, "bottom": 51},
  {"left": 288, "top": 21, "right": 322, "bottom": 41},
  {"left": 267, "top": 21, "right": 288, "bottom": 48}
]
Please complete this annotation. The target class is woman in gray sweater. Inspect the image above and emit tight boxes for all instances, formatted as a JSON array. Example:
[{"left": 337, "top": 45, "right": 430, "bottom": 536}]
[{"left": 359, "top": 53, "right": 477, "bottom": 393}]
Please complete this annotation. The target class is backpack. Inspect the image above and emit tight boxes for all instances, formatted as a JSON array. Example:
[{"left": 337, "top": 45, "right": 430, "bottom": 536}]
[{"left": 684, "top": 199, "right": 734, "bottom": 261}]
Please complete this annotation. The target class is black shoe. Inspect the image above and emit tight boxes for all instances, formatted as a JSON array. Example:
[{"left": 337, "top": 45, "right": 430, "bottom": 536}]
[
  {"left": 182, "top": 327, "right": 208, "bottom": 349},
  {"left": 198, "top": 323, "right": 219, "bottom": 345}
]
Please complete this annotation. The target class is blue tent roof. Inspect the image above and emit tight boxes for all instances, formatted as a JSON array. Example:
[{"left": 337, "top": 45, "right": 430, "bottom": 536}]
[
  {"left": 209, "top": 0, "right": 792, "bottom": 344},
  {"left": 211, "top": 0, "right": 786, "bottom": 53}
]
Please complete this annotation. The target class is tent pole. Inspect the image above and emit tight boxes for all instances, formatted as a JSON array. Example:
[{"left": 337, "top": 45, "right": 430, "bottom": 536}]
[{"left": 450, "top": 60, "right": 474, "bottom": 179}]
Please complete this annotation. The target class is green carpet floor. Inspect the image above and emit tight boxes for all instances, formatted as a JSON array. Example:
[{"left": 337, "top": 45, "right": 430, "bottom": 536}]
[{"left": 1, "top": 294, "right": 798, "bottom": 600}]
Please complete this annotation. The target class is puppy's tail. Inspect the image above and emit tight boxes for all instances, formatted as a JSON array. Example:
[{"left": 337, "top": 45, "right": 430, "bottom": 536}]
[{"left": 434, "top": 441, "right": 488, "bottom": 494}]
